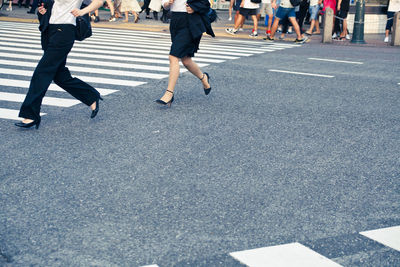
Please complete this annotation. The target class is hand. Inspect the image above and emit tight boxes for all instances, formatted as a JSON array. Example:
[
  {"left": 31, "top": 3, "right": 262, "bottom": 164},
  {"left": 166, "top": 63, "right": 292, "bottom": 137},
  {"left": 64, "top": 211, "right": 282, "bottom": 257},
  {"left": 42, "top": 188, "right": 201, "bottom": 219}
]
[
  {"left": 186, "top": 4, "right": 194, "bottom": 13},
  {"left": 271, "top": 2, "right": 277, "bottom": 9},
  {"left": 38, "top": 4, "right": 46, "bottom": 15},
  {"left": 169, "top": 0, "right": 174, "bottom": 5},
  {"left": 71, "top": 8, "right": 84, "bottom": 17}
]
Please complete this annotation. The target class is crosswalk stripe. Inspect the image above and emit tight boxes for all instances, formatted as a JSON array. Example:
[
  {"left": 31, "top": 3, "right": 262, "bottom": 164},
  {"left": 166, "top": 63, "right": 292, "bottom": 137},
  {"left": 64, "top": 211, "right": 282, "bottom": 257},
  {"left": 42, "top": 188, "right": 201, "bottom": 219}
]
[
  {"left": 0, "top": 92, "right": 80, "bottom": 107},
  {"left": 0, "top": 39, "right": 233, "bottom": 62},
  {"left": 229, "top": 242, "right": 343, "bottom": 267},
  {"left": 360, "top": 225, "right": 400, "bottom": 252},
  {"left": 140, "top": 265, "right": 159, "bottom": 267},
  {"left": 0, "top": 58, "right": 168, "bottom": 80},
  {"left": 0, "top": 78, "right": 117, "bottom": 96},
  {"left": 0, "top": 27, "right": 282, "bottom": 54},
  {"left": 0, "top": 67, "right": 146, "bottom": 87},
  {"left": 0, "top": 51, "right": 189, "bottom": 73},
  {"left": 0, "top": 45, "right": 225, "bottom": 64},
  {"left": 0, "top": 108, "right": 46, "bottom": 121}
]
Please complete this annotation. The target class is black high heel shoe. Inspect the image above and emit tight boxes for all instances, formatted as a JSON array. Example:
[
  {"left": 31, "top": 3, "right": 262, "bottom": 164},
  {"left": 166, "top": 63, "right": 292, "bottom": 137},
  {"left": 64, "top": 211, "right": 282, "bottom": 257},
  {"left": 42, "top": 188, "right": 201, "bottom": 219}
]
[
  {"left": 91, "top": 96, "right": 103, "bottom": 118},
  {"left": 155, "top": 90, "right": 174, "bottom": 107},
  {"left": 201, "top": 72, "right": 211, "bottom": 95},
  {"left": 15, "top": 118, "right": 41, "bottom": 129}
]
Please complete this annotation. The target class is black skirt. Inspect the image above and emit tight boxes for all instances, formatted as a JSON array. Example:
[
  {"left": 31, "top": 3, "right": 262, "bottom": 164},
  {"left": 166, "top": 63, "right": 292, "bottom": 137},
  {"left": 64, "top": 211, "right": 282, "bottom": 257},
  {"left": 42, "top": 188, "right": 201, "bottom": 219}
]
[{"left": 169, "top": 12, "right": 202, "bottom": 58}]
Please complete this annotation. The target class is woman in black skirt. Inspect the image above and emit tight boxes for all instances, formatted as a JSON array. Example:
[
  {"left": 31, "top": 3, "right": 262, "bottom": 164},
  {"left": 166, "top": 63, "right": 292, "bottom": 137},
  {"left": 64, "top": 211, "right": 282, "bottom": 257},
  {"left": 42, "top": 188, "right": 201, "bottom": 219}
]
[{"left": 155, "top": 0, "right": 215, "bottom": 107}]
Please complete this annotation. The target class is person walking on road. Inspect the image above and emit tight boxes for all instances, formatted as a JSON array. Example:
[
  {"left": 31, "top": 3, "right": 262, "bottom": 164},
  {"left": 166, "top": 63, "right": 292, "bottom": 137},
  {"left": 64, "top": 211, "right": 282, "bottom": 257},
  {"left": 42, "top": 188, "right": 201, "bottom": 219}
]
[
  {"left": 263, "top": 0, "right": 308, "bottom": 43},
  {"left": 225, "top": 0, "right": 260, "bottom": 37},
  {"left": 15, "top": 0, "right": 106, "bottom": 129},
  {"left": 155, "top": 0, "right": 214, "bottom": 107}
]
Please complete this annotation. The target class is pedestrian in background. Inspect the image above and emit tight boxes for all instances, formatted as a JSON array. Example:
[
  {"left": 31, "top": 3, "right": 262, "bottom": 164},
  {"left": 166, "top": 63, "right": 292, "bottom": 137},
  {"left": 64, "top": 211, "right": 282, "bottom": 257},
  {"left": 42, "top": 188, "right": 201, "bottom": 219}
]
[
  {"left": 225, "top": 0, "right": 260, "bottom": 37},
  {"left": 264, "top": 0, "right": 308, "bottom": 43},
  {"left": 155, "top": 0, "right": 214, "bottom": 107},
  {"left": 384, "top": 0, "right": 400, "bottom": 42},
  {"left": 15, "top": 0, "right": 106, "bottom": 129},
  {"left": 121, "top": 0, "right": 141, "bottom": 22},
  {"left": 305, "top": 0, "right": 321, "bottom": 35},
  {"left": 333, "top": 0, "right": 350, "bottom": 40}
]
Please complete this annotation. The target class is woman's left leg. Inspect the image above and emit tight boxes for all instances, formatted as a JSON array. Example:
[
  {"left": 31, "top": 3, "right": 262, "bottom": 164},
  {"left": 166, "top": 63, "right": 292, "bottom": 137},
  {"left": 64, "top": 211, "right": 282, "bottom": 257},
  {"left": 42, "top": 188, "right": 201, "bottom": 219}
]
[{"left": 181, "top": 56, "right": 210, "bottom": 90}]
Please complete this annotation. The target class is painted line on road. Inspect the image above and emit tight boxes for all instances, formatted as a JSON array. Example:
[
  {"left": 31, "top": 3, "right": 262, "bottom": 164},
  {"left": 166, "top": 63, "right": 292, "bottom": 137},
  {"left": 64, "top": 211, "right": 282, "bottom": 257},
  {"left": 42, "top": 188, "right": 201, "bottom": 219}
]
[
  {"left": 0, "top": 92, "right": 80, "bottom": 107},
  {"left": 0, "top": 108, "right": 46, "bottom": 121},
  {"left": 360, "top": 225, "right": 400, "bottom": 252},
  {"left": 0, "top": 67, "right": 146, "bottom": 87},
  {"left": 269, "top": 69, "right": 335, "bottom": 78},
  {"left": 308, "top": 57, "right": 364, "bottom": 64},
  {"left": 230, "top": 242, "right": 343, "bottom": 267},
  {"left": 140, "top": 265, "right": 159, "bottom": 267},
  {"left": 0, "top": 59, "right": 168, "bottom": 80},
  {"left": 0, "top": 78, "right": 118, "bottom": 96}
]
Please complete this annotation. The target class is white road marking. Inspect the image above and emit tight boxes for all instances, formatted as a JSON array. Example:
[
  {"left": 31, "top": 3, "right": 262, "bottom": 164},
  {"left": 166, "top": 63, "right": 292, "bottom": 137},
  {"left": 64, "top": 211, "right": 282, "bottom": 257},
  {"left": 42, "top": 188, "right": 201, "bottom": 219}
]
[
  {"left": 0, "top": 59, "right": 167, "bottom": 80},
  {"left": 0, "top": 67, "right": 146, "bottom": 87},
  {"left": 0, "top": 78, "right": 118, "bottom": 96},
  {"left": 269, "top": 69, "right": 335, "bottom": 78},
  {"left": 360, "top": 225, "right": 400, "bottom": 252},
  {"left": 308, "top": 57, "right": 364, "bottom": 64},
  {"left": 0, "top": 92, "right": 80, "bottom": 107},
  {"left": 0, "top": 108, "right": 46, "bottom": 121},
  {"left": 230, "top": 242, "right": 343, "bottom": 267}
]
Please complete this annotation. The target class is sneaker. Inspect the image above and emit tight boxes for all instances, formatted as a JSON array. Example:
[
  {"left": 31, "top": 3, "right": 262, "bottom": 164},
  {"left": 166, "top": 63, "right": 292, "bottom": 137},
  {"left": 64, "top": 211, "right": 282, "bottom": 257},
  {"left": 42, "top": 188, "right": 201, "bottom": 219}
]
[
  {"left": 263, "top": 36, "right": 275, "bottom": 41},
  {"left": 287, "top": 28, "right": 293, "bottom": 34},
  {"left": 249, "top": 31, "right": 258, "bottom": 37},
  {"left": 332, "top": 33, "right": 337, "bottom": 39},
  {"left": 294, "top": 36, "right": 308, "bottom": 44},
  {"left": 345, "top": 34, "right": 351, "bottom": 40},
  {"left": 225, "top": 28, "right": 238, "bottom": 35},
  {"left": 266, "top": 30, "right": 271, "bottom": 36},
  {"left": 238, "top": 28, "right": 244, "bottom": 32},
  {"left": 6, "top": 7, "right": 12, "bottom": 11},
  {"left": 384, "top": 36, "right": 389, "bottom": 43},
  {"left": 228, "top": 16, "right": 232, "bottom": 21},
  {"left": 109, "top": 16, "right": 116, "bottom": 22}
]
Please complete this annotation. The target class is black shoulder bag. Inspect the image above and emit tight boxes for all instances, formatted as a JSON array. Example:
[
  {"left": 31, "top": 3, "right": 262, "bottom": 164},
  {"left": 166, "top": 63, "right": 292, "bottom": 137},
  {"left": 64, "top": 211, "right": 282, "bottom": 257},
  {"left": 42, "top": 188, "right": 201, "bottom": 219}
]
[{"left": 75, "top": 3, "right": 92, "bottom": 41}]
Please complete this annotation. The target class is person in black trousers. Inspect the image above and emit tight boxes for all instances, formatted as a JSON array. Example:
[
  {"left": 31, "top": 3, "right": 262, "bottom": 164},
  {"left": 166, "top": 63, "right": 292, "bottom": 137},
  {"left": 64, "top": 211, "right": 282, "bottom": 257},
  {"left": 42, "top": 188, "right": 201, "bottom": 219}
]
[
  {"left": 140, "top": 0, "right": 158, "bottom": 19},
  {"left": 15, "top": 0, "right": 106, "bottom": 129},
  {"left": 18, "top": 0, "right": 31, "bottom": 8},
  {"left": 155, "top": 0, "right": 214, "bottom": 107},
  {"left": 27, "top": 0, "right": 38, "bottom": 13}
]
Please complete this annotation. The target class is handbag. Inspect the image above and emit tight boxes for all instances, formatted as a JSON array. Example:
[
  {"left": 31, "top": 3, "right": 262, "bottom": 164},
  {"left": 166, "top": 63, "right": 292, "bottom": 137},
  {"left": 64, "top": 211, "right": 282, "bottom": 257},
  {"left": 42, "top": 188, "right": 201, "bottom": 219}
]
[
  {"left": 207, "top": 8, "right": 218, "bottom": 23},
  {"left": 290, "top": 0, "right": 301, "bottom": 6},
  {"left": 75, "top": 3, "right": 92, "bottom": 41}
]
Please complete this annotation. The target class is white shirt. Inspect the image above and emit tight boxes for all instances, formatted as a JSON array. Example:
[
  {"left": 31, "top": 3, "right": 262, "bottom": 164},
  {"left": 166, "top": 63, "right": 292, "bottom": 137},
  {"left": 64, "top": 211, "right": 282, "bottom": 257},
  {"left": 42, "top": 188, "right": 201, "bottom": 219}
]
[
  {"left": 310, "top": 0, "right": 318, "bottom": 6},
  {"left": 49, "top": 0, "right": 83, "bottom": 26},
  {"left": 279, "top": 0, "right": 293, "bottom": 8},
  {"left": 161, "top": 0, "right": 187, "bottom": 12},
  {"left": 243, "top": 0, "right": 260, "bottom": 9},
  {"left": 388, "top": 0, "right": 400, "bottom": 12}
]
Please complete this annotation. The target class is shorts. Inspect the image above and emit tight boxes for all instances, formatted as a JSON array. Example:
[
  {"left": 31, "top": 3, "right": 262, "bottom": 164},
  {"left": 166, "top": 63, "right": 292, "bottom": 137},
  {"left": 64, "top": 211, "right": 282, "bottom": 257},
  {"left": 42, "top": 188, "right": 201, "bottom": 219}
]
[
  {"left": 239, "top": 7, "right": 258, "bottom": 16},
  {"left": 337, "top": 9, "right": 349, "bottom": 19},
  {"left": 308, "top": 4, "right": 320, "bottom": 20},
  {"left": 275, "top": 6, "right": 296, "bottom": 19},
  {"left": 233, "top": 0, "right": 242, "bottom": 11},
  {"left": 257, "top": 2, "right": 273, "bottom": 15}
]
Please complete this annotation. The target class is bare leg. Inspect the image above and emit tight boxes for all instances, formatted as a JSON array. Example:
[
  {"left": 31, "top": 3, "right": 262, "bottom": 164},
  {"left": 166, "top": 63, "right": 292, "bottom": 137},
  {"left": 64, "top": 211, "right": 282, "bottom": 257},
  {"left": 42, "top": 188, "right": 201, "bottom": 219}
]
[
  {"left": 124, "top": 11, "right": 129, "bottom": 22},
  {"left": 340, "top": 19, "right": 347, "bottom": 37},
  {"left": 252, "top": 15, "right": 258, "bottom": 32},
  {"left": 159, "top": 55, "right": 180, "bottom": 102},
  {"left": 306, "top": 19, "right": 315, "bottom": 34},
  {"left": 181, "top": 57, "right": 210, "bottom": 89},
  {"left": 233, "top": 14, "right": 245, "bottom": 30},
  {"left": 106, "top": 0, "right": 115, "bottom": 16},
  {"left": 269, "top": 17, "right": 280, "bottom": 38},
  {"left": 267, "top": 14, "right": 273, "bottom": 32},
  {"left": 289, "top": 17, "right": 302, "bottom": 39}
]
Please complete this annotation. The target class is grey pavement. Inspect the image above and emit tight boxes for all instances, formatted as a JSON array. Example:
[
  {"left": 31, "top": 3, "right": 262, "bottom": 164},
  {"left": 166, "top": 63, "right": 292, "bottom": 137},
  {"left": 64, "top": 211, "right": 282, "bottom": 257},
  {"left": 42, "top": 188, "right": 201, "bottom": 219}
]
[{"left": 0, "top": 16, "right": 399, "bottom": 267}]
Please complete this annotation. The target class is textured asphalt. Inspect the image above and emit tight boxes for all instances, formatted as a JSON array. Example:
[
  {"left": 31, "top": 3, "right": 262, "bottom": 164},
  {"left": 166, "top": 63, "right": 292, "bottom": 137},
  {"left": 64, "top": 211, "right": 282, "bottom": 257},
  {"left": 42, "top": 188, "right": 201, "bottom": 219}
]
[{"left": 0, "top": 12, "right": 399, "bottom": 267}]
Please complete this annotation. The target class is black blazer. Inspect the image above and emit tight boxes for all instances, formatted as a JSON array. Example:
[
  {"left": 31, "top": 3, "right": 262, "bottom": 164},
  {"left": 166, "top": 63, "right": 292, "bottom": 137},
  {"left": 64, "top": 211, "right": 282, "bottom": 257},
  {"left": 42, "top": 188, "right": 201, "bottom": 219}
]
[{"left": 187, "top": 0, "right": 215, "bottom": 39}]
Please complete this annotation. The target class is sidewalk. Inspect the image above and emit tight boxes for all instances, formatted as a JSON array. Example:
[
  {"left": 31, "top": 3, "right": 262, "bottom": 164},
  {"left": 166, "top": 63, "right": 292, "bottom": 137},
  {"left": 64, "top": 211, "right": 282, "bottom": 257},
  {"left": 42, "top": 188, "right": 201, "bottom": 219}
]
[{"left": 0, "top": 4, "right": 394, "bottom": 48}]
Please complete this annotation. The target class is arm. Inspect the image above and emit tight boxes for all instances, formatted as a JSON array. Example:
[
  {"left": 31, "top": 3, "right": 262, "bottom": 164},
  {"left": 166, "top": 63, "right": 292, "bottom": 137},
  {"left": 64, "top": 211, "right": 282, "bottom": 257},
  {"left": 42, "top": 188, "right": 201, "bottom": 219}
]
[
  {"left": 271, "top": 0, "right": 277, "bottom": 9},
  {"left": 163, "top": 0, "right": 174, "bottom": 9},
  {"left": 337, "top": 0, "right": 342, "bottom": 10},
  {"left": 71, "top": 0, "right": 105, "bottom": 17}
]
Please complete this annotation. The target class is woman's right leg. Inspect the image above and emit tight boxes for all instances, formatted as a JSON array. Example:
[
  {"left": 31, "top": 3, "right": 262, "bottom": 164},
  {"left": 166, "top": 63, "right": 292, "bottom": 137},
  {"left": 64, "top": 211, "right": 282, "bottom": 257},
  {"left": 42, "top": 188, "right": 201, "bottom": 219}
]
[{"left": 158, "top": 55, "right": 180, "bottom": 103}]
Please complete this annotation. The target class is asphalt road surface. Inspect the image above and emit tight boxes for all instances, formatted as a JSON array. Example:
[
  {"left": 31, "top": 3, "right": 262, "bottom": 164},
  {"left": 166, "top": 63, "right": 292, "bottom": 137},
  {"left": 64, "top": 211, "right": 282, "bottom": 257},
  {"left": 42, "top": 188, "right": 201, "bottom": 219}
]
[{"left": 0, "top": 21, "right": 399, "bottom": 266}]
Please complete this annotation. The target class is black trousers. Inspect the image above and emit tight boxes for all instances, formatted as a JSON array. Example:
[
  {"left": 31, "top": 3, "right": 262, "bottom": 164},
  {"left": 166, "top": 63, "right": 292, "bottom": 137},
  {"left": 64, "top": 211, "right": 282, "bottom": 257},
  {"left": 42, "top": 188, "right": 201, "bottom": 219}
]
[{"left": 19, "top": 24, "right": 100, "bottom": 121}]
